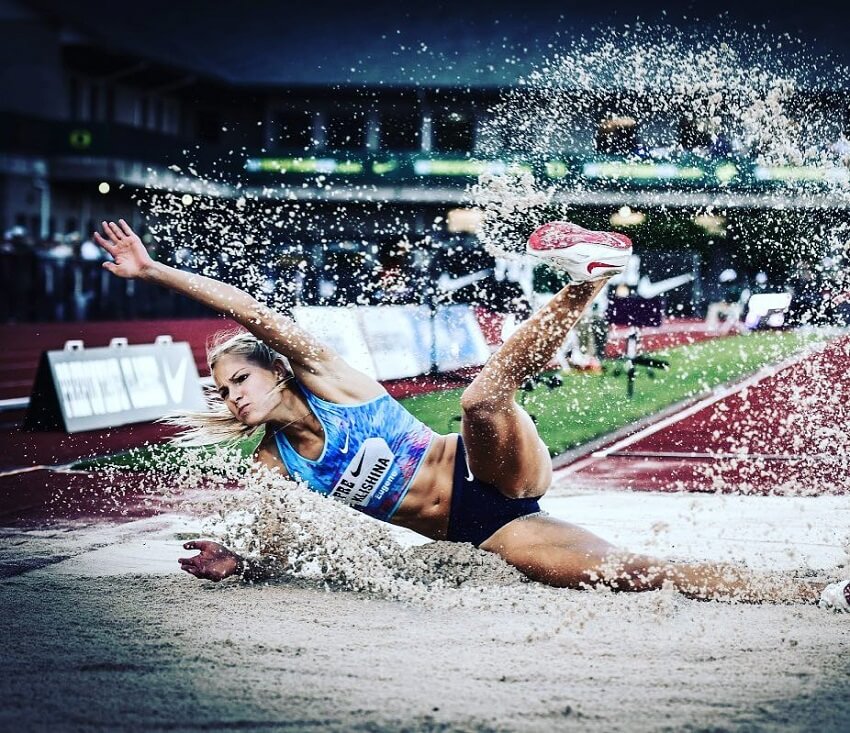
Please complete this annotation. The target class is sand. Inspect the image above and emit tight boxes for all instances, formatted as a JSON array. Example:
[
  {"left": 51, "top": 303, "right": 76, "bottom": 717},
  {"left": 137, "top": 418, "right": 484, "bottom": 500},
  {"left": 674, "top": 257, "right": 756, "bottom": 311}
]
[{"left": 1, "top": 484, "right": 848, "bottom": 733}]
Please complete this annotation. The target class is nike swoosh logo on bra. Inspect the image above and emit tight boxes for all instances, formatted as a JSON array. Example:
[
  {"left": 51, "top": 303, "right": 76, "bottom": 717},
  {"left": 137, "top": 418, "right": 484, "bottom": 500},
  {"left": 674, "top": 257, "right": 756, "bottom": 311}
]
[
  {"left": 464, "top": 457, "right": 474, "bottom": 482},
  {"left": 340, "top": 424, "right": 350, "bottom": 454},
  {"left": 350, "top": 453, "right": 366, "bottom": 478}
]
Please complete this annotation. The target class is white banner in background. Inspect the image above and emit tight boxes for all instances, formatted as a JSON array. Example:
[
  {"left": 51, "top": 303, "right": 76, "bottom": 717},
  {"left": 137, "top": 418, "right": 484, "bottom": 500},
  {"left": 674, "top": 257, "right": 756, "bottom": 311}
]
[
  {"left": 359, "top": 306, "right": 431, "bottom": 380},
  {"left": 432, "top": 305, "right": 491, "bottom": 372},
  {"left": 291, "top": 306, "right": 377, "bottom": 378},
  {"left": 292, "top": 304, "right": 490, "bottom": 380}
]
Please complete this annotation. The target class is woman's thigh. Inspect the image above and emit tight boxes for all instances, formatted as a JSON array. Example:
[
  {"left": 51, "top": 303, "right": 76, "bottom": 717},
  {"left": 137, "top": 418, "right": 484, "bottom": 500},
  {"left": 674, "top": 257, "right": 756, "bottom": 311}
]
[
  {"left": 479, "top": 514, "right": 620, "bottom": 588},
  {"left": 460, "top": 400, "right": 552, "bottom": 498}
]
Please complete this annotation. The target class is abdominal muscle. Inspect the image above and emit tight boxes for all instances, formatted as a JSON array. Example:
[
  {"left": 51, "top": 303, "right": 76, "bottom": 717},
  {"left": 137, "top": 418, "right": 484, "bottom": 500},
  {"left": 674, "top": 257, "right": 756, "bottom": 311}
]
[{"left": 389, "top": 433, "right": 458, "bottom": 540}]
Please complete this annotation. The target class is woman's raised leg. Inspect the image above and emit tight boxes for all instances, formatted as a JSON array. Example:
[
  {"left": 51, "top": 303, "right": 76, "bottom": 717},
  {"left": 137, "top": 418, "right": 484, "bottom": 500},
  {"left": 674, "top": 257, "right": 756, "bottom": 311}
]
[{"left": 460, "top": 279, "right": 607, "bottom": 498}]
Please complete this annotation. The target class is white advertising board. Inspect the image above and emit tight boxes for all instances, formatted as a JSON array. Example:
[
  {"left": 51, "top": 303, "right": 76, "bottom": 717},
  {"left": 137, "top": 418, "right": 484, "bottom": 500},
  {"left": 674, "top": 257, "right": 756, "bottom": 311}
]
[
  {"left": 358, "top": 305, "right": 431, "bottom": 380},
  {"left": 292, "top": 306, "right": 377, "bottom": 378},
  {"left": 26, "top": 338, "right": 206, "bottom": 433},
  {"left": 432, "top": 305, "right": 491, "bottom": 372},
  {"left": 404, "top": 305, "right": 492, "bottom": 373}
]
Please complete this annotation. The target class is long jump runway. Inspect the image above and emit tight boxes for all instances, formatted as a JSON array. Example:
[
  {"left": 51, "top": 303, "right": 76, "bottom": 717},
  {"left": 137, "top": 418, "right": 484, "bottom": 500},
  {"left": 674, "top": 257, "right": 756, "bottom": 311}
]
[{"left": 553, "top": 333, "right": 850, "bottom": 496}]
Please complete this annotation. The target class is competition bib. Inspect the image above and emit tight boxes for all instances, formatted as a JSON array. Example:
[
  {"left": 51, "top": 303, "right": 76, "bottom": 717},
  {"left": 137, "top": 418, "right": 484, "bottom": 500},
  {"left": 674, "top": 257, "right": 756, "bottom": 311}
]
[{"left": 329, "top": 437, "right": 402, "bottom": 509}]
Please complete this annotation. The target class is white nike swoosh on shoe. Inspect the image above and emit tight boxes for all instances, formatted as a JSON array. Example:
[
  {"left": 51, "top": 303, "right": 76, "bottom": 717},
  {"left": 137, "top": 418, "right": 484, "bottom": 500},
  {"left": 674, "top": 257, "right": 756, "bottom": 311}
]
[{"left": 340, "top": 425, "right": 350, "bottom": 454}]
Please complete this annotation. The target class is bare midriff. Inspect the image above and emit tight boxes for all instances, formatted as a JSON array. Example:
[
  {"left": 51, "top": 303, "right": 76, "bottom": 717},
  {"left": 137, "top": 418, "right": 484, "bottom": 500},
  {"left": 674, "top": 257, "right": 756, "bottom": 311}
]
[{"left": 389, "top": 433, "right": 458, "bottom": 540}]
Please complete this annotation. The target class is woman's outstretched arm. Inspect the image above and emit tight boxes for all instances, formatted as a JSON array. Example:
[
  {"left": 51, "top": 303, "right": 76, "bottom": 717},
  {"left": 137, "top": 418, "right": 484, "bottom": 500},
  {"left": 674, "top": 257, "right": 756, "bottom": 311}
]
[
  {"left": 94, "top": 219, "right": 334, "bottom": 374},
  {"left": 95, "top": 220, "right": 385, "bottom": 401}
]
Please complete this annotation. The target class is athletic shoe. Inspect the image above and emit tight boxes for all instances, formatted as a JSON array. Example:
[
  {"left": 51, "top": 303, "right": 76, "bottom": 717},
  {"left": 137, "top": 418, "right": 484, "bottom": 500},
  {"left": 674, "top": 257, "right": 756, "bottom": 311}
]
[
  {"left": 818, "top": 580, "right": 850, "bottom": 612},
  {"left": 526, "top": 220, "right": 632, "bottom": 282}
]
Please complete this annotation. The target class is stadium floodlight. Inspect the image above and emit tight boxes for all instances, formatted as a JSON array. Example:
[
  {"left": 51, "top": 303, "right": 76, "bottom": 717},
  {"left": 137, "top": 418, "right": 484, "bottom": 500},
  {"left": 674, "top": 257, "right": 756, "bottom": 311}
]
[
  {"left": 181, "top": 194, "right": 194, "bottom": 206},
  {"left": 98, "top": 182, "right": 110, "bottom": 194}
]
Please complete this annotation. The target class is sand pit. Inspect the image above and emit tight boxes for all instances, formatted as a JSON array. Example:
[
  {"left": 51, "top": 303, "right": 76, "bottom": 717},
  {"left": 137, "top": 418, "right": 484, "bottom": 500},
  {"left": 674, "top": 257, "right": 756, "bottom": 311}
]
[{"left": 1, "top": 489, "right": 848, "bottom": 732}]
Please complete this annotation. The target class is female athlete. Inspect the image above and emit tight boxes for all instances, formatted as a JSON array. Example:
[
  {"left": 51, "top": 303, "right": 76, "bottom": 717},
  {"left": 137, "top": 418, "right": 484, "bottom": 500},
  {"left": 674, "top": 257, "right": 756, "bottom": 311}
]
[{"left": 93, "top": 219, "right": 848, "bottom": 609}]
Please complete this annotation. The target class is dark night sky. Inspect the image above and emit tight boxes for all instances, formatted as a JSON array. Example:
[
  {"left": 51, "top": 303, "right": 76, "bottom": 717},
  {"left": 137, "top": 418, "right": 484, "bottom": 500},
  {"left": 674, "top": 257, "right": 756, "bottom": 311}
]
[{"left": 18, "top": 0, "right": 850, "bottom": 86}]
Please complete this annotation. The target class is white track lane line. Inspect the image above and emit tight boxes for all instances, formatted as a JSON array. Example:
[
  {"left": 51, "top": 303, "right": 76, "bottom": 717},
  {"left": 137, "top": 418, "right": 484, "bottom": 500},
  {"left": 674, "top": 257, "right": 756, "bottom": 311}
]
[
  {"left": 0, "top": 464, "right": 50, "bottom": 478},
  {"left": 603, "top": 450, "right": 841, "bottom": 461},
  {"left": 553, "top": 339, "right": 832, "bottom": 480}
]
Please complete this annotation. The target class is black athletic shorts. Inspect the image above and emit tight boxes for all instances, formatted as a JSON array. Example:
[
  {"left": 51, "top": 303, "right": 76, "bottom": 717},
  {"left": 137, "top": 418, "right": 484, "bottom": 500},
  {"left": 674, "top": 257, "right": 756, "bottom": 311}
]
[{"left": 446, "top": 436, "right": 542, "bottom": 547}]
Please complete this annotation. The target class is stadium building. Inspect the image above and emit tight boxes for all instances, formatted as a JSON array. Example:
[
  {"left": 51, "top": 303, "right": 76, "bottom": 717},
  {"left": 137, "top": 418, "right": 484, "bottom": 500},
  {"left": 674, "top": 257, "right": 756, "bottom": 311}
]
[{"left": 1, "top": 0, "right": 849, "bottom": 323}]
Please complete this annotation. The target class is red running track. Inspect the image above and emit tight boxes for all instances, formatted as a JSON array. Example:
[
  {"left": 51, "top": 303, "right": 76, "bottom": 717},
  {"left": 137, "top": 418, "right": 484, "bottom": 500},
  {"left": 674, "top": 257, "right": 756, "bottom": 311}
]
[
  {"left": 604, "top": 319, "right": 740, "bottom": 358},
  {"left": 555, "top": 335, "right": 850, "bottom": 496}
]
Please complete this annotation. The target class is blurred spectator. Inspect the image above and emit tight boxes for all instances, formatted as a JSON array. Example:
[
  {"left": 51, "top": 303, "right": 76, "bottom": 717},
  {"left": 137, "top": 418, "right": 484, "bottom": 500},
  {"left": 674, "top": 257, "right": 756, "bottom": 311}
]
[
  {"left": 830, "top": 134, "right": 850, "bottom": 165},
  {"left": 377, "top": 241, "right": 416, "bottom": 305},
  {"left": 706, "top": 268, "right": 749, "bottom": 332},
  {"left": 563, "top": 285, "right": 608, "bottom": 372},
  {"left": 271, "top": 252, "right": 309, "bottom": 310},
  {"left": 531, "top": 265, "right": 607, "bottom": 372},
  {"left": 710, "top": 133, "right": 733, "bottom": 158},
  {"left": 1, "top": 233, "right": 222, "bottom": 322},
  {"left": 45, "top": 238, "right": 74, "bottom": 260},
  {"left": 752, "top": 271, "right": 770, "bottom": 294},
  {"left": 378, "top": 261, "right": 414, "bottom": 304},
  {"left": 580, "top": 285, "right": 610, "bottom": 361},
  {"left": 817, "top": 254, "right": 850, "bottom": 326},
  {"left": 596, "top": 117, "right": 638, "bottom": 155},
  {"left": 786, "top": 261, "right": 822, "bottom": 326}
]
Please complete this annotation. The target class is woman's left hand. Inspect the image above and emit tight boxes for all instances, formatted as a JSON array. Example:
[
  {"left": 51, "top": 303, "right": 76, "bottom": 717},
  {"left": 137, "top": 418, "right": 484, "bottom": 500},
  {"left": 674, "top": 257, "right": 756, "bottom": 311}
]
[
  {"left": 93, "top": 219, "right": 155, "bottom": 279},
  {"left": 178, "top": 540, "right": 242, "bottom": 582}
]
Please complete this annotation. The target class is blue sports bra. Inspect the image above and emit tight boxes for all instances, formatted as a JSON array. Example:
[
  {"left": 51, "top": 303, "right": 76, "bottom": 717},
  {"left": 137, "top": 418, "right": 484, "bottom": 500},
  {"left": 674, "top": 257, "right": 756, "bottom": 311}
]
[{"left": 274, "top": 382, "right": 435, "bottom": 522}]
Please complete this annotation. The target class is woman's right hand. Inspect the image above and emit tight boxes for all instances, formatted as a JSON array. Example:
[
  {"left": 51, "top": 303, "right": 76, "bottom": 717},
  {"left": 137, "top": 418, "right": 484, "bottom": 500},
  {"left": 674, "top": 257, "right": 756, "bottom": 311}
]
[
  {"left": 178, "top": 540, "right": 242, "bottom": 582},
  {"left": 93, "top": 219, "right": 155, "bottom": 279}
]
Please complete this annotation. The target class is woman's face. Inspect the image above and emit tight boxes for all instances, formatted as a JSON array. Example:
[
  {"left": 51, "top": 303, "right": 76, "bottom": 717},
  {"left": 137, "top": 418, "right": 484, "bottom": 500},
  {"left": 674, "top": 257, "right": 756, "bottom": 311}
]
[{"left": 212, "top": 353, "right": 284, "bottom": 427}]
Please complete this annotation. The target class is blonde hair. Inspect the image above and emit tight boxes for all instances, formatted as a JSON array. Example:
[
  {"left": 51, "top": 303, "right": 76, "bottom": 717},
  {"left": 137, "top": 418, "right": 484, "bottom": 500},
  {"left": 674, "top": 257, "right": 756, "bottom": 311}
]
[{"left": 162, "top": 329, "right": 293, "bottom": 446}]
